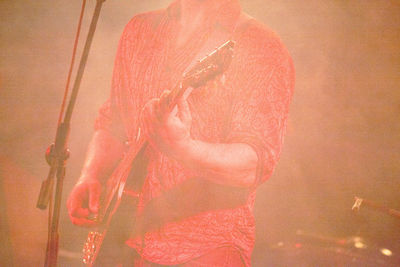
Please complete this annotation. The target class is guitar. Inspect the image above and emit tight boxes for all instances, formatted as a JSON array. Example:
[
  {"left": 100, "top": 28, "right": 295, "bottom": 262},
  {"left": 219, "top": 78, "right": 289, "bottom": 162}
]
[{"left": 82, "top": 40, "right": 235, "bottom": 266}]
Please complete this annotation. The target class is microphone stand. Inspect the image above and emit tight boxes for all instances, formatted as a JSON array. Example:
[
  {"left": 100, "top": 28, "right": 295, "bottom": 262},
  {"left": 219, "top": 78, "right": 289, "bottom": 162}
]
[{"left": 36, "top": 1, "right": 107, "bottom": 266}]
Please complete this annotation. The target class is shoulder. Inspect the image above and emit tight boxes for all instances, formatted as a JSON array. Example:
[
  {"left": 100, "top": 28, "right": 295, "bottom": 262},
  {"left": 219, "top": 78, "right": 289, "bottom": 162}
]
[
  {"left": 121, "top": 8, "right": 166, "bottom": 39},
  {"left": 230, "top": 14, "right": 295, "bottom": 95},
  {"left": 236, "top": 14, "right": 293, "bottom": 66},
  {"left": 234, "top": 14, "right": 295, "bottom": 88}
]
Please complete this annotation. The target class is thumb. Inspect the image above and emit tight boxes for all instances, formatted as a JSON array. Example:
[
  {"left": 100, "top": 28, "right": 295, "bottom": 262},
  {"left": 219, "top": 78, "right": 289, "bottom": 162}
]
[{"left": 88, "top": 183, "right": 101, "bottom": 214}]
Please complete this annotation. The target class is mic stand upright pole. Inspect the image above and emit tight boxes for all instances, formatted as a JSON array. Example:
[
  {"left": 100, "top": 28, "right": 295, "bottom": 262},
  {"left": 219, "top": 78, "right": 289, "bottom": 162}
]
[{"left": 36, "top": 1, "right": 107, "bottom": 266}]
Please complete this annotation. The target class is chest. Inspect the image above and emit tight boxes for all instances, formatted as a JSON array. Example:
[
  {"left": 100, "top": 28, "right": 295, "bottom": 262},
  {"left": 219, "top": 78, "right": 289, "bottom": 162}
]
[{"left": 126, "top": 26, "right": 235, "bottom": 141}]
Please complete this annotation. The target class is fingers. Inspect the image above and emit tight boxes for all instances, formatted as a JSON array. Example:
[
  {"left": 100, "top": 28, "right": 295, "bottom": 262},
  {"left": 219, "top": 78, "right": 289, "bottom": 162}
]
[
  {"left": 141, "top": 90, "right": 180, "bottom": 128},
  {"left": 140, "top": 90, "right": 192, "bottom": 151},
  {"left": 70, "top": 206, "right": 90, "bottom": 218},
  {"left": 67, "top": 186, "right": 87, "bottom": 217},
  {"left": 68, "top": 203, "right": 93, "bottom": 226},
  {"left": 88, "top": 182, "right": 101, "bottom": 214},
  {"left": 67, "top": 182, "right": 100, "bottom": 227},
  {"left": 70, "top": 217, "right": 98, "bottom": 227},
  {"left": 159, "top": 89, "right": 191, "bottom": 125}
]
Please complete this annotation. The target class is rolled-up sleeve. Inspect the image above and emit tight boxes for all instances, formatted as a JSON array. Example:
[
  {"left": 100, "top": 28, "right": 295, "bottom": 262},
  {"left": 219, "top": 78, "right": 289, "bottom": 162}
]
[{"left": 226, "top": 29, "right": 295, "bottom": 186}]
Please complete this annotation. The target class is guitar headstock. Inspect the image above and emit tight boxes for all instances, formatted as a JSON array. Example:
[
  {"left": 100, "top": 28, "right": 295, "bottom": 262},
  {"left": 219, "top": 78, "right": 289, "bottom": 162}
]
[{"left": 183, "top": 40, "right": 235, "bottom": 88}]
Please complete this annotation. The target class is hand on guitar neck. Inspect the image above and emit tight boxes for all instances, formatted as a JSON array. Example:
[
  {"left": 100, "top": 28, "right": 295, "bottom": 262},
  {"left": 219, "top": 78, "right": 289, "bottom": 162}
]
[{"left": 141, "top": 88, "right": 194, "bottom": 161}]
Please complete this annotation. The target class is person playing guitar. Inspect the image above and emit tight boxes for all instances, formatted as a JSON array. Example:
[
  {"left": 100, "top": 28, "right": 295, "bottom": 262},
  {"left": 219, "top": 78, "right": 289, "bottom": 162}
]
[{"left": 67, "top": 0, "right": 295, "bottom": 266}]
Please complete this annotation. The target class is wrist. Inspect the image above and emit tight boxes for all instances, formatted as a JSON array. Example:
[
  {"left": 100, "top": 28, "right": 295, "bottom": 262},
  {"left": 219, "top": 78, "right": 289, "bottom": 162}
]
[
  {"left": 171, "top": 137, "right": 202, "bottom": 168},
  {"left": 171, "top": 136, "right": 196, "bottom": 160}
]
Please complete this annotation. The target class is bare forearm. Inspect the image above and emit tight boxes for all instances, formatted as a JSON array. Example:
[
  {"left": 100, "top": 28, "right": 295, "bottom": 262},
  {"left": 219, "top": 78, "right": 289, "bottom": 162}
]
[
  {"left": 174, "top": 139, "right": 258, "bottom": 187},
  {"left": 79, "top": 129, "right": 125, "bottom": 183},
  {"left": 142, "top": 93, "right": 258, "bottom": 187}
]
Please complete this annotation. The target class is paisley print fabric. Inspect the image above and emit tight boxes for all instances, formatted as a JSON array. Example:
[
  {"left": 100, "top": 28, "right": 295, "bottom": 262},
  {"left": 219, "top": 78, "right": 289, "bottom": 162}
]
[{"left": 94, "top": 0, "right": 295, "bottom": 265}]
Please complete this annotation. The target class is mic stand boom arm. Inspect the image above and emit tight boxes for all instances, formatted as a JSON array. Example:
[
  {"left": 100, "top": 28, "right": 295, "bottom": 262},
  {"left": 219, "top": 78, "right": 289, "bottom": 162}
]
[{"left": 36, "top": 1, "right": 107, "bottom": 266}]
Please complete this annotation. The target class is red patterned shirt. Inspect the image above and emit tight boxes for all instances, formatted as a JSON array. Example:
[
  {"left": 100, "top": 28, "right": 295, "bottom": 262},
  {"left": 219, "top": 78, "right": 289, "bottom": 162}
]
[{"left": 95, "top": 0, "right": 295, "bottom": 265}]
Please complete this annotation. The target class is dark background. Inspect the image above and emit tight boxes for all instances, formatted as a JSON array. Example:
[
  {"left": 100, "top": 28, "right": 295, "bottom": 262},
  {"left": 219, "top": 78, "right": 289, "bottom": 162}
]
[{"left": 1, "top": 0, "right": 399, "bottom": 266}]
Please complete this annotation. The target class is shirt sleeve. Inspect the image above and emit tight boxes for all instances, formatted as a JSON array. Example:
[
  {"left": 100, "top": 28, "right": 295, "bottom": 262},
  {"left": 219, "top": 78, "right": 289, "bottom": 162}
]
[
  {"left": 225, "top": 28, "right": 295, "bottom": 187},
  {"left": 94, "top": 17, "right": 141, "bottom": 142}
]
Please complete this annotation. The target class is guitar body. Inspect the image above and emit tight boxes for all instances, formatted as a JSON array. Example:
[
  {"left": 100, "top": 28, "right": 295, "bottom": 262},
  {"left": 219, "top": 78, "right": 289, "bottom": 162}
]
[
  {"left": 82, "top": 40, "right": 235, "bottom": 266},
  {"left": 83, "top": 142, "right": 148, "bottom": 266},
  {"left": 86, "top": 194, "right": 137, "bottom": 266}
]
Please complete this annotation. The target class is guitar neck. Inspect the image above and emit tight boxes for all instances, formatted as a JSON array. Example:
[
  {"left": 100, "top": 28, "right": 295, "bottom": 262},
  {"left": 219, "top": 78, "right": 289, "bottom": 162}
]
[
  {"left": 163, "top": 41, "right": 235, "bottom": 110},
  {"left": 162, "top": 81, "right": 189, "bottom": 111}
]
